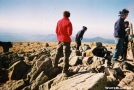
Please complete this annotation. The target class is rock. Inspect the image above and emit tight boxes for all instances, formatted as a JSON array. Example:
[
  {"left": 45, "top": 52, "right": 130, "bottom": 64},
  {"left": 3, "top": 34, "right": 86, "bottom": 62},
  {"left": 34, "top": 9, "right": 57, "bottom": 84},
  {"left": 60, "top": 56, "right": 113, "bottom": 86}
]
[
  {"left": 69, "top": 56, "right": 83, "bottom": 66},
  {"left": 69, "top": 56, "right": 79, "bottom": 66},
  {"left": 39, "top": 73, "right": 107, "bottom": 90},
  {"left": 104, "top": 67, "right": 119, "bottom": 87},
  {"left": 113, "top": 67, "right": 125, "bottom": 80},
  {"left": 31, "top": 71, "right": 49, "bottom": 90},
  {"left": 81, "top": 51, "right": 86, "bottom": 57},
  {"left": 71, "top": 66, "right": 81, "bottom": 73},
  {"left": 22, "top": 86, "right": 31, "bottom": 90},
  {"left": 29, "top": 58, "right": 52, "bottom": 83},
  {"left": 45, "top": 43, "right": 49, "bottom": 47},
  {"left": 8, "top": 60, "right": 31, "bottom": 80},
  {"left": 118, "top": 73, "right": 134, "bottom": 90},
  {"left": 85, "top": 48, "right": 95, "bottom": 57},
  {"left": 82, "top": 56, "right": 93, "bottom": 66},
  {"left": 50, "top": 49, "right": 56, "bottom": 57},
  {"left": 107, "top": 76, "right": 119, "bottom": 87},
  {"left": 70, "top": 50, "right": 81, "bottom": 56},
  {"left": 30, "top": 67, "right": 60, "bottom": 90},
  {"left": 91, "top": 56, "right": 105, "bottom": 69},
  {"left": 27, "top": 65, "right": 37, "bottom": 83},
  {"left": 0, "top": 79, "right": 26, "bottom": 90},
  {"left": 83, "top": 44, "right": 91, "bottom": 51},
  {"left": 126, "top": 42, "right": 134, "bottom": 61},
  {"left": 119, "top": 62, "right": 134, "bottom": 72}
]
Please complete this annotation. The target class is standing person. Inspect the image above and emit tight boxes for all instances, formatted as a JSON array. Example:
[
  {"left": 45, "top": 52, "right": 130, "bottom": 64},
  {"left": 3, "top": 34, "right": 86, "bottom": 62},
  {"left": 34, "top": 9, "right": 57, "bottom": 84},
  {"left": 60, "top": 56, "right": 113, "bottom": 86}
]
[
  {"left": 53, "top": 11, "right": 73, "bottom": 76},
  {"left": 75, "top": 26, "right": 87, "bottom": 50},
  {"left": 121, "top": 21, "right": 130, "bottom": 60},
  {"left": 111, "top": 9, "right": 129, "bottom": 64}
]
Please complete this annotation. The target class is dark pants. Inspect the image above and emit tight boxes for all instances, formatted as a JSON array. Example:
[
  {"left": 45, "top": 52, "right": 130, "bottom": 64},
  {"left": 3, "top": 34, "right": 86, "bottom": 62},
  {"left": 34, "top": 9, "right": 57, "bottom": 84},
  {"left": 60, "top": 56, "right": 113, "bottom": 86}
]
[
  {"left": 111, "top": 37, "right": 124, "bottom": 61},
  {"left": 121, "top": 37, "right": 129, "bottom": 59},
  {"left": 76, "top": 40, "right": 81, "bottom": 50},
  {"left": 53, "top": 42, "right": 71, "bottom": 73}
]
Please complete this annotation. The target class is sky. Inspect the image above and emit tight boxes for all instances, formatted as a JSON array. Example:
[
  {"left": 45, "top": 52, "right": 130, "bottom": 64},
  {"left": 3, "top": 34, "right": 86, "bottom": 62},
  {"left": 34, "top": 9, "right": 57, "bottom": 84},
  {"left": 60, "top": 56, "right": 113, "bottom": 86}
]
[{"left": 0, "top": 0, "right": 134, "bottom": 39}]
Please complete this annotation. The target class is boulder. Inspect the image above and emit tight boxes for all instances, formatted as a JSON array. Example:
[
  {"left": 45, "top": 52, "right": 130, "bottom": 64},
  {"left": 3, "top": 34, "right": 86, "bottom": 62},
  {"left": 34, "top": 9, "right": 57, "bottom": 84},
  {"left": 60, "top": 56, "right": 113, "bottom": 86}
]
[
  {"left": 31, "top": 71, "right": 49, "bottom": 90},
  {"left": 126, "top": 42, "right": 134, "bottom": 61},
  {"left": 0, "top": 79, "right": 26, "bottom": 90},
  {"left": 69, "top": 56, "right": 83, "bottom": 66},
  {"left": 35, "top": 55, "right": 48, "bottom": 68},
  {"left": 69, "top": 56, "right": 79, "bottom": 66},
  {"left": 81, "top": 51, "right": 86, "bottom": 57},
  {"left": 85, "top": 48, "right": 95, "bottom": 57},
  {"left": 39, "top": 73, "right": 107, "bottom": 90},
  {"left": 83, "top": 44, "right": 91, "bottom": 51},
  {"left": 45, "top": 43, "right": 49, "bottom": 47},
  {"left": 8, "top": 60, "right": 30, "bottom": 80},
  {"left": 29, "top": 57, "right": 52, "bottom": 83},
  {"left": 107, "top": 76, "right": 119, "bottom": 87},
  {"left": 70, "top": 50, "right": 81, "bottom": 56},
  {"left": 82, "top": 56, "right": 93, "bottom": 66},
  {"left": 91, "top": 56, "right": 105, "bottom": 69},
  {"left": 118, "top": 73, "right": 134, "bottom": 90},
  {"left": 104, "top": 67, "right": 119, "bottom": 87}
]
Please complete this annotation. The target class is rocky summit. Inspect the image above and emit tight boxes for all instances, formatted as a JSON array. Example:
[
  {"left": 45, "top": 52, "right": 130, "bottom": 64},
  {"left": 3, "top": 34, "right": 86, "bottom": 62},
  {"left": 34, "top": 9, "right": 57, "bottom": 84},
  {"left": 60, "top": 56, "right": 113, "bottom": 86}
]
[{"left": 0, "top": 42, "right": 134, "bottom": 90}]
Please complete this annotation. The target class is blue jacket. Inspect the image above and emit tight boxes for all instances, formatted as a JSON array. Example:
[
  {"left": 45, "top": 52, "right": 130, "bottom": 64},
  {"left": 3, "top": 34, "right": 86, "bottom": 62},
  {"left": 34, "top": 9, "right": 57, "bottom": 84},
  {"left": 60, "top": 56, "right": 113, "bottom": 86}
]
[
  {"left": 75, "top": 26, "right": 87, "bottom": 41},
  {"left": 114, "top": 17, "right": 125, "bottom": 38}
]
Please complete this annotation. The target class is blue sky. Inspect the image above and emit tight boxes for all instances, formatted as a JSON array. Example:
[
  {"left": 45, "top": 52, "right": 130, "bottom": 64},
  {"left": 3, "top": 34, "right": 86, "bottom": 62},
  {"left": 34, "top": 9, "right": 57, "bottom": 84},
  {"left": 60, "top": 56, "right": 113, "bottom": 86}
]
[{"left": 0, "top": 0, "right": 134, "bottom": 39}]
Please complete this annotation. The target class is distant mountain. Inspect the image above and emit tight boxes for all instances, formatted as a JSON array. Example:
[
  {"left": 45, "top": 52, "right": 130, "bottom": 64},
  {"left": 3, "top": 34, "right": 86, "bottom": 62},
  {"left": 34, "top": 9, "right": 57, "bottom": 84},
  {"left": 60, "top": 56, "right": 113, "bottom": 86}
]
[
  {"left": 81, "top": 37, "right": 114, "bottom": 44},
  {"left": 0, "top": 33, "right": 114, "bottom": 44}
]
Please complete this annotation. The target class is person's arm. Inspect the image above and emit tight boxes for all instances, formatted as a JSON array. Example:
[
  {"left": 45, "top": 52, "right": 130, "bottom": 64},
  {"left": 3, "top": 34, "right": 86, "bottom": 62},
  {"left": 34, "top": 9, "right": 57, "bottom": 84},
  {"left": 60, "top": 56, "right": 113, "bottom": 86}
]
[
  {"left": 56, "top": 23, "right": 58, "bottom": 35},
  {"left": 81, "top": 33, "right": 84, "bottom": 40},
  {"left": 67, "top": 22, "right": 73, "bottom": 36},
  {"left": 80, "top": 31, "right": 85, "bottom": 40}
]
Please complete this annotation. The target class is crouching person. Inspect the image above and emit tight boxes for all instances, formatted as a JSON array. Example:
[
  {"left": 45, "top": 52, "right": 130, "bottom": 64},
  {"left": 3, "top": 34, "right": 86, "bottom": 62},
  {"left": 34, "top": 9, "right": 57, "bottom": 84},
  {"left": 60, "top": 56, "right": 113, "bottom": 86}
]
[
  {"left": 53, "top": 11, "right": 73, "bottom": 76},
  {"left": 75, "top": 26, "right": 87, "bottom": 50}
]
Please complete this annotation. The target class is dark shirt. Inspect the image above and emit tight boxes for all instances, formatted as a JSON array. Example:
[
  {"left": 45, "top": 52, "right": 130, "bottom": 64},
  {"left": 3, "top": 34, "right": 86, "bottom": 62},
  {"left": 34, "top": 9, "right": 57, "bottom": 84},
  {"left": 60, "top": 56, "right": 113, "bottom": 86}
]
[
  {"left": 75, "top": 26, "right": 87, "bottom": 41},
  {"left": 114, "top": 17, "right": 125, "bottom": 38}
]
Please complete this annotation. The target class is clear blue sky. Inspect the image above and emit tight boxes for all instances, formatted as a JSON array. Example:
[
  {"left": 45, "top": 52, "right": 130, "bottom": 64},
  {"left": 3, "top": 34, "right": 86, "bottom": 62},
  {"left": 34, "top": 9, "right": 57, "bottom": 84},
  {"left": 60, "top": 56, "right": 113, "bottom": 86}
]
[{"left": 0, "top": 0, "right": 134, "bottom": 39}]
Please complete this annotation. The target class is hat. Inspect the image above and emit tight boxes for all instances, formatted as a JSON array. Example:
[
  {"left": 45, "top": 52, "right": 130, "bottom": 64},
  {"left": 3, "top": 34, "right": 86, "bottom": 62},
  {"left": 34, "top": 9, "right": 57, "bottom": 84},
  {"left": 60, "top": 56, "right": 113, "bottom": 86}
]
[
  {"left": 119, "top": 8, "right": 129, "bottom": 15},
  {"left": 83, "top": 26, "right": 87, "bottom": 30}
]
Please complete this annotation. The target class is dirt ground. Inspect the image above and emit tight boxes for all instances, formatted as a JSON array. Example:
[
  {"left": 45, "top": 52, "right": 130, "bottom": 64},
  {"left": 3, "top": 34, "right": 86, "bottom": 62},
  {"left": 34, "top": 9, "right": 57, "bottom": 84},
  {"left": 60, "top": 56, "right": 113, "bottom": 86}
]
[{"left": 0, "top": 42, "right": 115, "bottom": 53}]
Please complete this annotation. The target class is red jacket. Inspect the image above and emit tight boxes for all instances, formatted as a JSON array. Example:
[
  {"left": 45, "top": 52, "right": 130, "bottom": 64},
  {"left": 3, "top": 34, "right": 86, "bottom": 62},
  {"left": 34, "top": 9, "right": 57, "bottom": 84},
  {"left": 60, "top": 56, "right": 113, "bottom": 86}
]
[{"left": 56, "top": 17, "right": 73, "bottom": 42}]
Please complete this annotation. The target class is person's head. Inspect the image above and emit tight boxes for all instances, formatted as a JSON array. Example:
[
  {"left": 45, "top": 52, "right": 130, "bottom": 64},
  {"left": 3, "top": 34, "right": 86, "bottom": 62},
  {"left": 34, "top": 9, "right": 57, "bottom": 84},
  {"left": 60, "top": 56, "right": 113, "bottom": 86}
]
[
  {"left": 119, "top": 8, "right": 129, "bottom": 19},
  {"left": 63, "top": 11, "right": 70, "bottom": 18},
  {"left": 124, "top": 21, "right": 129, "bottom": 28},
  {"left": 83, "top": 26, "right": 87, "bottom": 32}
]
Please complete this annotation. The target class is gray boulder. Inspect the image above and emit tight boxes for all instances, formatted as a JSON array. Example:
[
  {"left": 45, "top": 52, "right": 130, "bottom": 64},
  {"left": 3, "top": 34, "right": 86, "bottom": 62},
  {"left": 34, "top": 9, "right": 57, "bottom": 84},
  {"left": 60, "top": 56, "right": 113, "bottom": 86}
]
[
  {"left": 70, "top": 50, "right": 81, "bottom": 57},
  {"left": 82, "top": 56, "right": 93, "bottom": 66},
  {"left": 118, "top": 73, "right": 134, "bottom": 90},
  {"left": 0, "top": 79, "right": 26, "bottom": 90},
  {"left": 8, "top": 60, "right": 30, "bottom": 80},
  {"left": 31, "top": 71, "right": 49, "bottom": 90},
  {"left": 69, "top": 56, "right": 83, "bottom": 66},
  {"left": 29, "top": 57, "right": 52, "bottom": 83},
  {"left": 83, "top": 44, "right": 91, "bottom": 51},
  {"left": 39, "top": 73, "right": 107, "bottom": 90}
]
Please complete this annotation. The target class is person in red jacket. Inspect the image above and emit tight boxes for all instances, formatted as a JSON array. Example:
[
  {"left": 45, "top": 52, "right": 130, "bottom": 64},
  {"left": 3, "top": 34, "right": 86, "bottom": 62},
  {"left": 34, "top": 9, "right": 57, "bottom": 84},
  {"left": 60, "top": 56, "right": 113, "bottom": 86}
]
[{"left": 53, "top": 11, "right": 73, "bottom": 76}]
